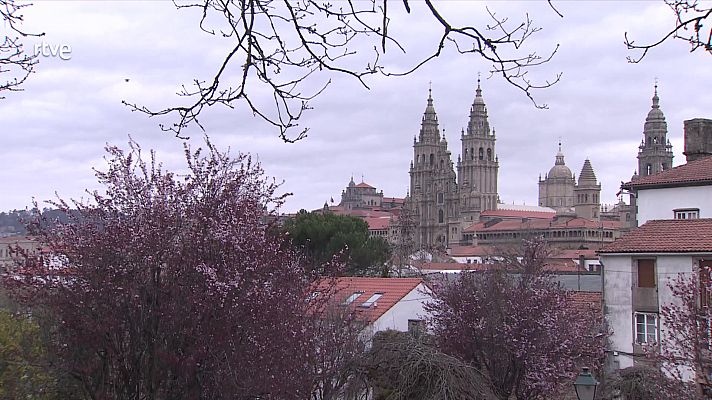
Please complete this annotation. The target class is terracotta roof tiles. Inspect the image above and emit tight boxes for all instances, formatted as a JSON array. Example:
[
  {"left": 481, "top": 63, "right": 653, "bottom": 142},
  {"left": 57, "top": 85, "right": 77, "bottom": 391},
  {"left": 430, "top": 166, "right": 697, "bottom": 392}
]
[
  {"left": 624, "top": 155, "right": 712, "bottom": 189},
  {"left": 317, "top": 277, "right": 425, "bottom": 323},
  {"left": 599, "top": 218, "right": 712, "bottom": 253}
]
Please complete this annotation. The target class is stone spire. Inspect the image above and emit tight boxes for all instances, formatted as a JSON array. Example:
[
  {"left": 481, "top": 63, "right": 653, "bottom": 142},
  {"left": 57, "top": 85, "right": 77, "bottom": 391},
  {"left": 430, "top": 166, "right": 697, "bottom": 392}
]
[
  {"left": 466, "top": 76, "right": 490, "bottom": 137},
  {"left": 555, "top": 141, "right": 565, "bottom": 165},
  {"left": 419, "top": 87, "right": 441, "bottom": 143},
  {"left": 637, "top": 83, "right": 673, "bottom": 177},
  {"left": 578, "top": 159, "right": 598, "bottom": 185}
]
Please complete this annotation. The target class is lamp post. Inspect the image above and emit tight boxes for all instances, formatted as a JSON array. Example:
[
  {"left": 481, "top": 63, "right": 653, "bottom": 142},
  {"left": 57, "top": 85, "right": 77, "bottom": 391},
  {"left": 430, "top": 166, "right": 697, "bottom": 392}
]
[{"left": 574, "top": 367, "right": 599, "bottom": 400}]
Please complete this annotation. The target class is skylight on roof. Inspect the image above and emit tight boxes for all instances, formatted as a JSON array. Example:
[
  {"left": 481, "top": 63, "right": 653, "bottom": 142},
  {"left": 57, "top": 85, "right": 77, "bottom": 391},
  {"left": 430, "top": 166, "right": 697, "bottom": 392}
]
[
  {"left": 359, "top": 293, "right": 383, "bottom": 308},
  {"left": 343, "top": 291, "right": 364, "bottom": 305}
]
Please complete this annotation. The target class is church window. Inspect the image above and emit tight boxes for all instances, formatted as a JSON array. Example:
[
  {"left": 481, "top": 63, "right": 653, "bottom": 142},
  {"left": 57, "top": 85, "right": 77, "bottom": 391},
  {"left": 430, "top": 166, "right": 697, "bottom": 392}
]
[
  {"left": 479, "top": 148, "right": 484, "bottom": 160},
  {"left": 440, "top": 159, "right": 444, "bottom": 169},
  {"left": 464, "top": 148, "right": 468, "bottom": 158},
  {"left": 438, "top": 209, "right": 444, "bottom": 223},
  {"left": 470, "top": 148, "right": 474, "bottom": 160},
  {"left": 487, "top": 148, "right": 492, "bottom": 161},
  {"left": 437, "top": 193, "right": 444, "bottom": 204},
  {"left": 585, "top": 194, "right": 589, "bottom": 202},
  {"left": 593, "top": 194, "right": 598, "bottom": 203},
  {"left": 653, "top": 136, "right": 658, "bottom": 144},
  {"left": 646, "top": 164, "right": 652, "bottom": 175},
  {"left": 430, "top": 154, "right": 434, "bottom": 165},
  {"left": 416, "top": 154, "right": 420, "bottom": 164}
]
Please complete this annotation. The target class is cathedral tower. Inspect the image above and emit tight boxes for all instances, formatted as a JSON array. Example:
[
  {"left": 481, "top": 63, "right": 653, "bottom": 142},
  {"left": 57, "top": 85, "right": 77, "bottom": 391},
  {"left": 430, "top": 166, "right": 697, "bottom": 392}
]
[
  {"left": 637, "top": 84, "right": 673, "bottom": 177},
  {"left": 574, "top": 159, "right": 601, "bottom": 220},
  {"left": 409, "top": 89, "right": 459, "bottom": 248},
  {"left": 457, "top": 78, "right": 499, "bottom": 223}
]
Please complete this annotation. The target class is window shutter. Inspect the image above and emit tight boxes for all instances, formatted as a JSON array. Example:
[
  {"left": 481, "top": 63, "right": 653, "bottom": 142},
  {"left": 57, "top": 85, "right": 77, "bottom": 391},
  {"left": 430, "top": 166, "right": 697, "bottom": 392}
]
[{"left": 638, "top": 259, "right": 656, "bottom": 288}]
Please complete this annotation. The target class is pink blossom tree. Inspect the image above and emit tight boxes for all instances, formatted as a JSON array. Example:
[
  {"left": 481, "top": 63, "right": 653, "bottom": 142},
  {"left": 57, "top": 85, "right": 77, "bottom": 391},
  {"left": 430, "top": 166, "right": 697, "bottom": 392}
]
[
  {"left": 4, "top": 139, "right": 359, "bottom": 399},
  {"left": 645, "top": 262, "right": 712, "bottom": 399},
  {"left": 426, "top": 239, "right": 607, "bottom": 400}
]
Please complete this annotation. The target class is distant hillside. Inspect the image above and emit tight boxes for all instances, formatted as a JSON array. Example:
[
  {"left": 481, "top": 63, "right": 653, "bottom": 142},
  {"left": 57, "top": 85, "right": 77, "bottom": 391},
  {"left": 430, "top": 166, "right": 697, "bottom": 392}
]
[{"left": 0, "top": 209, "right": 72, "bottom": 237}]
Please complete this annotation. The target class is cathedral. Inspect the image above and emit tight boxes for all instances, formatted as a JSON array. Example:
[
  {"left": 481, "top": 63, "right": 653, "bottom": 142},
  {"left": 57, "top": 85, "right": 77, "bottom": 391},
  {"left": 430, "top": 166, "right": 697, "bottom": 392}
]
[
  {"left": 325, "top": 82, "right": 672, "bottom": 250},
  {"left": 406, "top": 81, "right": 670, "bottom": 249},
  {"left": 408, "top": 79, "right": 498, "bottom": 248}
]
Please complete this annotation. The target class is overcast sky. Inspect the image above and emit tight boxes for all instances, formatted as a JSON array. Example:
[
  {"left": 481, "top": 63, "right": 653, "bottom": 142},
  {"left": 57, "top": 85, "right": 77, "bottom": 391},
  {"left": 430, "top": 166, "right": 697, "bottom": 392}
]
[{"left": 1, "top": 1, "right": 710, "bottom": 214}]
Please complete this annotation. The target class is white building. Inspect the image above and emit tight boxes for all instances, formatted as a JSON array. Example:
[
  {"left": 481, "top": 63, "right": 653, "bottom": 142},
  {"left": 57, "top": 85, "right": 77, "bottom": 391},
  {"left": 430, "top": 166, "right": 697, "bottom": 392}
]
[
  {"left": 623, "top": 156, "right": 712, "bottom": 225},
  {"left": 320, "top": 277, "right": 432, "bottom": 335},
  {"left": 600, "top": 219, "right": 712, "bottom": 376}
]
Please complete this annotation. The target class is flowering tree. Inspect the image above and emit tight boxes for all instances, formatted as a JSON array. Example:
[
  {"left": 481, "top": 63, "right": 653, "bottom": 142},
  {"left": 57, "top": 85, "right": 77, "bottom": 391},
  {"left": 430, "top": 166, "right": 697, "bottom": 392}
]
[
  {"left": 645, "top": 262, "right": 712, "bottom": 399},
  {"left": 3, "top": 138, "right": 356, "bottom": 399},
  {"left": 426, "top": 238, "right": 606, "bottom": 400}
]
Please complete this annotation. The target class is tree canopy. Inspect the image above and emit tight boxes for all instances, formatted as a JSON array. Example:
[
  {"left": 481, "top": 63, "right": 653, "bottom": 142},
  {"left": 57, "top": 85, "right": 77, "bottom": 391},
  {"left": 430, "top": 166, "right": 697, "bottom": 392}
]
[
  {"left": 426, "top": 238, "right": 607, "bottom": 400},
  {"left": 284, "top": 211, "right": 390, "bottom": 276},
  {"left": 3, "top": 138, "right": 358, "bottom": 399}
]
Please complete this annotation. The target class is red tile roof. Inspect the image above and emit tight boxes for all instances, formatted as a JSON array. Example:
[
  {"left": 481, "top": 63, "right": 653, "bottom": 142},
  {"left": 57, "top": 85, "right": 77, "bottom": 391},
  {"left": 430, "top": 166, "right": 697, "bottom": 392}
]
[
  {"left": 317, "top": 277, "right": 425, "bottom": 323},
  {"left": 570, "top": 291, "right": 602, "bottom": 312},
  {"left": 365, "top": 216, "right": 391, "bottom": 230},
  {"left": 355, "top": 182, "right": 375, "bottom": 189},
  {"left": 448, "top": 245, "right": 497, "bottom": 257},
  {"left": 480, "top": 209, "right": 555, "bottom": 220},
  {"left": 334, "top": 209, "right": 394, "bottom": 219},
  {"left": 464, "top": 217, "right": 621, "bottom": 233},
  {"left": 382, "top": 197, "right": 405, "bottom": 204},
  {"left": 599, "top": 219, "right": 712, "bottom": 253},
  {"left": 624, "top": 155, "right": 712, "bottom": 189}
]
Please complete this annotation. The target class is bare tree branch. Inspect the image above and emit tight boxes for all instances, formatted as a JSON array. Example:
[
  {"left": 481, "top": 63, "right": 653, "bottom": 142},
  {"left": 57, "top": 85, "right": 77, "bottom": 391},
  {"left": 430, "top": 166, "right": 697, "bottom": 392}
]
[
  {"left": 125, "top": 1, "right": 562, "bottom": 141},
  {"left": 625, "top": 0, "right": 712, "bottom": 63},
  {"left": 1, "top": 0, "right": 44, "bottom": 99}
]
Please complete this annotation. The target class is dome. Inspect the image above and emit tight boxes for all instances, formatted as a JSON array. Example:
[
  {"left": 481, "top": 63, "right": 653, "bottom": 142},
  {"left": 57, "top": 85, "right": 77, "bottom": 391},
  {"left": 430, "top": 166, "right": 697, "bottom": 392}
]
[
  {"left": 548, "top": 164, "right": 573, "bottom": 179},
  {"left": 546, "top": 143, "right": 573, "bottom": 179}
]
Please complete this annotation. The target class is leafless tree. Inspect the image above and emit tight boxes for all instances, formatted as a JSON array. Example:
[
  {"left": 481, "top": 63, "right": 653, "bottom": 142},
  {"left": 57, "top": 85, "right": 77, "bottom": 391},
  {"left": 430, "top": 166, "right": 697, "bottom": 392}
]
[
  {"left": 1, "top": 0, "right": 43, "bottom": 98},
  {"left": 124, "top": 0, "right": 562, "bottom": 142},
  {"left": 625, "top": 0, "right": 711, "bottom": 62}
]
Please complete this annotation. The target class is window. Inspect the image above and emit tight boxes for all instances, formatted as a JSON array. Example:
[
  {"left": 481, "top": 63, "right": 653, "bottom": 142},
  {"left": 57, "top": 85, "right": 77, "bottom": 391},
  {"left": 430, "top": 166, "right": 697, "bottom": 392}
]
[
  {"left": 635, "top": 312, "right": 658, "bottom": 344},
  {"left": 360, "top": 293, "right": 383, "bottom": 308},
  {"left": 437, "top": 192, "right": 444, "bottom": 204},
  {"left": 487, "top": 148, "right": 492, "bottom": 161},
  {"left": 479, "top": 147, "right": 484, "bottom": 160},
  {"left": 343, "top": 291, "right": 364, "bottom": 305},
  {"left": 637, "top": 259, "right": 656, "bottom": 288},
  {"left": 674, "top": 208, "right": 699, "bottom": 220},
  {"left": 438, "top": 209, "right": 444, "bottom": 224}
]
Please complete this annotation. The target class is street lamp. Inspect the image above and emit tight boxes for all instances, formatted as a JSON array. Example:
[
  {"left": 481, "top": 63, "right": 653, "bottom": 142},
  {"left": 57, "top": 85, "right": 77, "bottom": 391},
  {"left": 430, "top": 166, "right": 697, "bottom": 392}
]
[{"left": 574, "top": 367, "right": 599, "bottom": 400}]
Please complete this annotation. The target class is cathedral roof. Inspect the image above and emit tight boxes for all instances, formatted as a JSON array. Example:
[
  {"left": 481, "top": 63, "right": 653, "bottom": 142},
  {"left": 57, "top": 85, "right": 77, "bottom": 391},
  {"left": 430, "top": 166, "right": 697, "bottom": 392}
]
[
  {"left": 355, "top": 182, "right": 374, "bottom": 189},
  {"left": 577, "top": 159, "right": 598, "bottom": 185},
  {"left": 547, "top": 143, "right": 573, "bottom": 179}
]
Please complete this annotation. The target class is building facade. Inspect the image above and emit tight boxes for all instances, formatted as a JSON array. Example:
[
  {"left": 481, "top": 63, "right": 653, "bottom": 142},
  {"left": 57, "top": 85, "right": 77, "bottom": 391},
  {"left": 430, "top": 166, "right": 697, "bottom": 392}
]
[{"left": 408, "top": 80, "right": 498, "bottom": 249}]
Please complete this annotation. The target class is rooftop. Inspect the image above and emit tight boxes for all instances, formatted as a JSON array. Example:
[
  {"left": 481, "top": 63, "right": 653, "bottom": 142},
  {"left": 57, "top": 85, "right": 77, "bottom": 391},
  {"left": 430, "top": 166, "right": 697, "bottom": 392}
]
[
  {"left": 317, "top": 277, "right": 426, "bottom": 323},
  {"left": 464, "top": 216, "right": 621, "bottom": 233},
  {"left": 599, "top": 218, "right": 712, "bottom": 253},
  {"left": 624, "top": 155, "right": 712, "bottom": 189}
]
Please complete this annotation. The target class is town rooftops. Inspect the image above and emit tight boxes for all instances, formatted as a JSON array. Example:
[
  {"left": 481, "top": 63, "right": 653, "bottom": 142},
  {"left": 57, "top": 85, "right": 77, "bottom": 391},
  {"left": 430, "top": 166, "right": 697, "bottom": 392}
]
[
  {"left": 623, "top": 155, "right": 712, "bottom": 189},
  {"left": 318, "top": 277, "right": 425, "bottom": 323},
  {"left": 599, "top": 218, "right": 712, "bottom": 254},
  {"left": 464, "top": 216, "right": 621, "bottom": 233}
]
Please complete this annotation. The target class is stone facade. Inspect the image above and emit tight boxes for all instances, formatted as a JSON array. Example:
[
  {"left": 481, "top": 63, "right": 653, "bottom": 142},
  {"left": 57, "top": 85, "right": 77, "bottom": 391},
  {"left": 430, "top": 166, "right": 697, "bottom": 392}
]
[
  {"left": 538, "top": 145, "right": 602, "bottom": 220},
  {"left": 683, "top": 118, "right": 712, "bottom": 162},
  {"left": 340, "top": 177, "right": 383, "bottom": 210},
  {"left": 408, "top": 81, "right": 499, "bottom": 249},
  {"left": 538, "top": 144, "right": 576, "bottom": 211}
]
